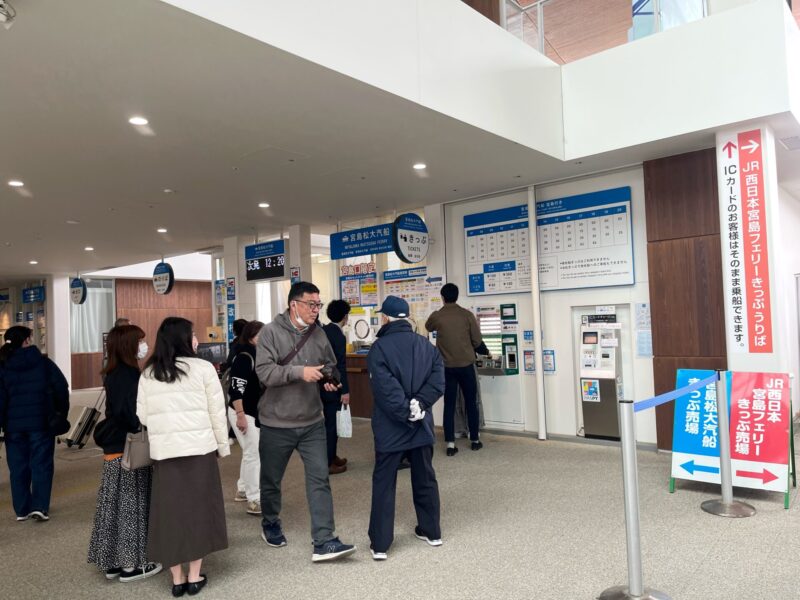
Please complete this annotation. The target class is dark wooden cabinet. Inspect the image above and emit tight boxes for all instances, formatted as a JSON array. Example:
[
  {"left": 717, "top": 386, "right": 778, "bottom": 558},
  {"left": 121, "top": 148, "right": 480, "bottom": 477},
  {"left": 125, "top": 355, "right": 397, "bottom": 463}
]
[{"left": 345, "top": 354, "right": 373, "bottom": 419}]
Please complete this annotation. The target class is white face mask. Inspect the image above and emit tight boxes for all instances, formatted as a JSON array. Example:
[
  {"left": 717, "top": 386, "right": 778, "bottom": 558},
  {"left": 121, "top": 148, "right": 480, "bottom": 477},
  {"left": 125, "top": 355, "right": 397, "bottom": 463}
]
[
  {"left": 137, "top": 341, "right": 148, "bottom": 360},
  {"left": 292, "top": 303, "right": 308, "bottom": 327}
]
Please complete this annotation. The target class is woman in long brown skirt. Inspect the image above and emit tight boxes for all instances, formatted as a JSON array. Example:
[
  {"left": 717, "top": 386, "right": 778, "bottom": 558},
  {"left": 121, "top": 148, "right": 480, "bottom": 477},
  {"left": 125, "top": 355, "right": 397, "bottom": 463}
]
[{"left": 137, "top": 317, "right": 230, "bottom": 597}]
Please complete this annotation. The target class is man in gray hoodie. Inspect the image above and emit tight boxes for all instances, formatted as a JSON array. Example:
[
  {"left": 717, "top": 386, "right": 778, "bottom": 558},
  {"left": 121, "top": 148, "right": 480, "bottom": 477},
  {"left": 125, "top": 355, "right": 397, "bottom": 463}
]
[{"left": 255, "top": 281, "right": 356, "bottom": 562}]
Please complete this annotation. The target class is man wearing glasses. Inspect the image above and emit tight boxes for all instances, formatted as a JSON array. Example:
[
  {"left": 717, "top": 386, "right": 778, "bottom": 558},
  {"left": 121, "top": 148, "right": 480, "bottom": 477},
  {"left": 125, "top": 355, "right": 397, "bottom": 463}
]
[{"left": 254, "top": 281, "right": 356, "bottom": 562}]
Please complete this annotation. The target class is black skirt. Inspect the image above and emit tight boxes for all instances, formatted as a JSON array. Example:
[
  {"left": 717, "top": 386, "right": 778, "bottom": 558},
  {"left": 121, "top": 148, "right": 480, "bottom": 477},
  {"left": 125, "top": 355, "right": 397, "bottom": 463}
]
[{"left": 147, "top": 451, "right": 228, "bottom": 566}]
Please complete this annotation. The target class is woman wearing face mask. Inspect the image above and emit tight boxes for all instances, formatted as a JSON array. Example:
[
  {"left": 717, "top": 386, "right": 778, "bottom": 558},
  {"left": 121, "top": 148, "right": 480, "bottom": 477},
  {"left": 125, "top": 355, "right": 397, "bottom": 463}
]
[{"left": 88, "top": 325, "right": 162, "bottom": 582}]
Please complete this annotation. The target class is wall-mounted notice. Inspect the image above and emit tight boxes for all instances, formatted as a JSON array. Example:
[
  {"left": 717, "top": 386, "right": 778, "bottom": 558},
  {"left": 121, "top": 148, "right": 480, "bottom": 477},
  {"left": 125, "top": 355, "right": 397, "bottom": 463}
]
[
  {"left": 523, "top": 349, "right": 536, "bottom": 375},
  {"left": 339, "top": 262, "right": 378, "bottom": 307},
  {"left": 635, "top": 302, "right": 652, "bottom": 357},
  {"left": 214, "top": 280, "right": 225, "bottom": 305},
  {"left": 542, "top": 349, "right": 556, "bottom": 374},
  {"left": 536, "top": 187, "right": 634, "bottom": 291},
  {"left": 227, "top": 304, "right": 236, "bottom": 343},
  {"left": 382, "top": 267, "right": 442, "bottom": 320},
  {"left": 226, "top": 277, "right": 236, "bottom": 301},
  {"left": 464, "top": 205, "right": 531, "bottom": 296},
  {"left": 716, "top": 128, "right": 773, "bottom": 354}
]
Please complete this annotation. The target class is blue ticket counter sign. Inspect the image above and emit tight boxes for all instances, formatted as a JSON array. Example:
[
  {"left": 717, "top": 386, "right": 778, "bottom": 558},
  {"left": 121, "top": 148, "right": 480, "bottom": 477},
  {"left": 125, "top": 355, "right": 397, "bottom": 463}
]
[
  {"left": 331, "top": 224, "right": 394, "bottom": 260},
  {"left": 244, "top": 240, "right": 286, "bottom": 282},
  {"left": 670, "top": 369, "right": 729, "bottom": 484},
  {"left": 22, "top": 286, "right": 45, "bottom": 304}
]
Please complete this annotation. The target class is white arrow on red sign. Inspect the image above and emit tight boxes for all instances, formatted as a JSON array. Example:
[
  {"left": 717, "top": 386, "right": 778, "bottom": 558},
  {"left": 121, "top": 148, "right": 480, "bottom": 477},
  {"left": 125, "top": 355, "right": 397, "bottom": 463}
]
[
  {"left": 736, "top": 468, "right": 778, "bottom": 484},
  {"left": 741, "top": 140, "right": 760, "bottom": 154}
]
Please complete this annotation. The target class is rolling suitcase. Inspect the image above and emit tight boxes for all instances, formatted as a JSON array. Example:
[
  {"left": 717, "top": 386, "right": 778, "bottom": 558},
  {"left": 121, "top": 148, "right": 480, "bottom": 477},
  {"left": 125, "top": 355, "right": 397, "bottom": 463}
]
[{"left": 64, "top": 389, "right": 106, "bottom": 449}]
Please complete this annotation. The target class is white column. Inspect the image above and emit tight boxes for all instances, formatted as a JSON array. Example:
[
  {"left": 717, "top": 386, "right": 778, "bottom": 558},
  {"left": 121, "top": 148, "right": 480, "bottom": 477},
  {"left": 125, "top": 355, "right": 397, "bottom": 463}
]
[
  {"left": 46, "top": 275, "right": 72, "bottom": 388},
  {"left": 288, "top": 224, "right": 313, "bottom": 283},
  {"left": 527, "top": 187, "right": 547, "bottom": 440},
  {"left": 424, "top": 203, "right": 447, "bottom": 427},
  {"left": 223, "top": 236, "right": 259, "bottom": 327}
]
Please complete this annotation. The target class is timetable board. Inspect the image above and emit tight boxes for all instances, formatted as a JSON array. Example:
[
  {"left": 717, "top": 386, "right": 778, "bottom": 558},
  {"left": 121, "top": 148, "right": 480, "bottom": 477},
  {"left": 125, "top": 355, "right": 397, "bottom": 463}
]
[
  {"left": 536, "top": 187, "right": 634, "bottom": 291},
  {"left": 464, "top": 205, "right": 531, "bottom": 296},
  {"left": 382, "top": 267, "right": 442, "bottom": 325}
]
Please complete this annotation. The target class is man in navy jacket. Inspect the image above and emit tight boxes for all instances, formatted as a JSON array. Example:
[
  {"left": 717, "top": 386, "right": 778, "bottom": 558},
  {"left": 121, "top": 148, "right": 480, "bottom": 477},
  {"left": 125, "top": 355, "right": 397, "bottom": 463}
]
[
  {"left": 366, "top": 296, "right": 445, "bottom": 560},
  {"left": 321, "top": 300, "right": 351, "bottom": 474}
]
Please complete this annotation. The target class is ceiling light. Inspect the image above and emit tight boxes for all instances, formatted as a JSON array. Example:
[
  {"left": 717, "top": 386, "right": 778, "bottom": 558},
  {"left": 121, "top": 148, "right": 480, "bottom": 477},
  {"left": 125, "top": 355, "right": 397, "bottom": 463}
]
[
  {"left": 157, "top": 228, "right": 168, "bottom": 233},
  {"left": 129, "top": 116, "right": 149, "bottom": 126},
  {"left": 29, "top": 260, "right": 38, "bottom": 265},
  {"left": 8, "top": 180, "right": 23, "bottom": 187},
  {"left": 66, "top": 219, "right": 80, "bottom": 225},
  {"left": 163, "top": 188, "right": 176, "bottom": 194},
  {"left": 258, "top": 202, "right": 270, "bottom": 208},
  {"left": 84, "top": 246, "right": 94, "bottom": 251},
  {"left": 413, "top": 163, "right": 426, "bottom": 170}
]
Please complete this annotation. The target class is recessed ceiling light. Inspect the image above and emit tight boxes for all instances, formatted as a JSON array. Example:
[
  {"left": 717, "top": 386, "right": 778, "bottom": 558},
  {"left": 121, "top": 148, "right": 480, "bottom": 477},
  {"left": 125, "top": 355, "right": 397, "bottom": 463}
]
[
  {"left": 29, "top": 260, "right": 38, "bottom": 265},
  {"left": 258, "top": 202, "right": 270, "bottom": 208},
  {"left": 163, "top": 188, "right": 176, "bottom": 194},
  {"left": 84, "top": 246, "right": 94, "bottom": 251},
  {"left": 129, "top": 116, "right": 149, "bottom": 126},
  {"left": 157, "top": 228, "right": 168, "bottom": 233},
  {"left": 8, "top": 180, "right": 24, "bottom": 187},
  {"left": 413, "top": 163, "right": 427, "bottom": 170},
  {"left": 66, "top": 219, "right": 80, "bottom": 225}
]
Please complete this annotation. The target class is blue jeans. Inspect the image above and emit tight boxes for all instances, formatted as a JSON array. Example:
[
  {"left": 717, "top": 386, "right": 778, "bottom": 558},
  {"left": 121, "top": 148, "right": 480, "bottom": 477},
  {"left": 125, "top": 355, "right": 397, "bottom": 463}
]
[{"left": 4, "top": 430, "right": 56, "bottom": 517}]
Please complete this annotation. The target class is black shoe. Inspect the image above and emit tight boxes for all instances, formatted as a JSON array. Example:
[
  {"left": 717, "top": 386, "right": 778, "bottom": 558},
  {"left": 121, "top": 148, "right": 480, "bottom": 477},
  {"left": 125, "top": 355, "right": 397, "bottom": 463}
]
[
  {"left": 105, "top": 567, "right": 122, "bottom": 580},
  {"left": 261, "top": 519, "right": 287, "bottom": 547},
  {"left": 187, "top": 575, "right": 207, "bottom": 596},
  {"left": 398, "top": 459, "right": 411, "bottom": 470},
  {"left": 119, "top": 562, "right": 163, "bottom": 582},
  {"left": 312, "top": 537, "right": 357, "bottom": 562},
  {"left": 471, "top": 441, "right": 483, "bottom": 451},
  {"left": 172, "top": 583, "right": 188, "bottom": 597},
  {"left": 29, "top": 510, "right": 49, "bottom": 521},
  {"left": 446, "top": 447, "right": 458, "bottom": 457}
]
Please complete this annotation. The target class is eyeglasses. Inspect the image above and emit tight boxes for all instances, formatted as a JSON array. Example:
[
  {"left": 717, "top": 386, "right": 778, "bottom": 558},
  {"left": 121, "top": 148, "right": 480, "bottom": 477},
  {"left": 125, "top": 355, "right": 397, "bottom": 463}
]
[{"left": 294, "top": 299, "right": 324, "bottom": 311}]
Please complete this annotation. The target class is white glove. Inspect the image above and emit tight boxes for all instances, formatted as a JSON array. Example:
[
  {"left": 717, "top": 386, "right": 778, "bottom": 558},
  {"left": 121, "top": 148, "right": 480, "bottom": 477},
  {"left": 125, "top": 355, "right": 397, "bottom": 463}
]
[{"left": 408, "top": 398, "right": 426, "bottom": 422}]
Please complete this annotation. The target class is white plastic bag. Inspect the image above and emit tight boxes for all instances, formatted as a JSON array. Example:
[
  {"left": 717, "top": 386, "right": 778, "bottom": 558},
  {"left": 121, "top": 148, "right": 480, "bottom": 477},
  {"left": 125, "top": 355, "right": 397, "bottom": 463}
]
[{"left": 336, "top": 405, "right": 352, "bottom": 438}]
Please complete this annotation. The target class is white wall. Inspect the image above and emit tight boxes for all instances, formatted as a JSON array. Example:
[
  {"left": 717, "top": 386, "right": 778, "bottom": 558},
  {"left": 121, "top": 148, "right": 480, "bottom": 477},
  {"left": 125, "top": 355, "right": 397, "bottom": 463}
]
[
  {"left": 784, "top": 1, "right": 800, "bottom": 127},
  {"left": 777, "top": 186, "right": 800, "bottom": 412},
  {"left": 562, "top": 0, "right": 792, "bottom": 159},
  {"left": 534, "top": 168, "right": 656, "bottom": 444},
  {"left": 86, "top": 252, "right": 212, "bottom": 281}
]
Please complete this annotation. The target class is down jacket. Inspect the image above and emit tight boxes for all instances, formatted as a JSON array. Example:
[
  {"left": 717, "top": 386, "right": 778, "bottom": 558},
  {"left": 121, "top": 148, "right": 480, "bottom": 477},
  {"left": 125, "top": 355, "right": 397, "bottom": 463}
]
[
  {"left": 367, "top": 319, "right": 445, "bottom": 453},
  {"left": 0, "top": 346, "right": 69, "bottom": 434},
  {"left": 136, "top": 357, "right": 230, "bottom": 461}
]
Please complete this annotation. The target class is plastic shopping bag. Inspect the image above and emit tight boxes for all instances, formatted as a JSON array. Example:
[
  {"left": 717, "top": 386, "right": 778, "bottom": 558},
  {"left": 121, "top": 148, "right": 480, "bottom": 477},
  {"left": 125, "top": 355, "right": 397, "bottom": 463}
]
[{"left": 336, "top": 405, "right": 353, "bottom": 438}]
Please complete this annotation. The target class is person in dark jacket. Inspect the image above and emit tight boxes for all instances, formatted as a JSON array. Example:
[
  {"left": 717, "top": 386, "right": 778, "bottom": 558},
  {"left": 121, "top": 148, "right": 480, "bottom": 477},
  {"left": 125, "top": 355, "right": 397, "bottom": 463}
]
[
  {"left": 0, "top": 325, "right": 69, "bottom": 522},
  {"left": 366, "top": 296, "right": 445, "bottom": 560},
  {"left": 227, "top": 320, "right": 264, "bottom": 515},
  {"left": 88, "top": 325, "right": 162, "bottom": 582},
  {"left": 220, "top": 319, "right": 248, "bottom": 374},
  {"left": 321, "top": 300, "right": 351, "bottom": 475}
]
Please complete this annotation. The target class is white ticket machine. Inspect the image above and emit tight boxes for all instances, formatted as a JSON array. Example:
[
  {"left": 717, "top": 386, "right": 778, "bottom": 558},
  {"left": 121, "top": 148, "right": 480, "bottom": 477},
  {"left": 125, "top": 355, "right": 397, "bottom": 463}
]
[{"left": 579, "top": 323, "right": 622, "bottom": 440}]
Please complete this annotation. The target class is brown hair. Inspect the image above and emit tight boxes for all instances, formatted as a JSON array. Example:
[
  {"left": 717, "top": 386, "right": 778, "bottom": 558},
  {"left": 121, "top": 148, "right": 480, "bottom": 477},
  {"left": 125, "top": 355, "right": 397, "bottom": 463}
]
[
  {"left": 102, "top": 325, "right": 145, "bottom": 375},
  {"left": 241, "top": 320, "right": 265, "bottom": 345}
]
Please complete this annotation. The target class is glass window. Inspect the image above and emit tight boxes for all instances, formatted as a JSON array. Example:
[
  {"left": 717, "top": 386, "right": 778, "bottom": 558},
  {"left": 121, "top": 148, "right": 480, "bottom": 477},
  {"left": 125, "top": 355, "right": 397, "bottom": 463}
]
[{"left": 70, "top": 279, "right": 114, "bottom": 353}]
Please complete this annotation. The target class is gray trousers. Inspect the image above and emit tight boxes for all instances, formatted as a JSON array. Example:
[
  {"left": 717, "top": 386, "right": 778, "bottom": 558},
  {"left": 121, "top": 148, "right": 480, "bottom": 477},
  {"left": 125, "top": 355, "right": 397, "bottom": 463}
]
[{"left": 259, "top": 420, "right": 336, "bottom": 546}]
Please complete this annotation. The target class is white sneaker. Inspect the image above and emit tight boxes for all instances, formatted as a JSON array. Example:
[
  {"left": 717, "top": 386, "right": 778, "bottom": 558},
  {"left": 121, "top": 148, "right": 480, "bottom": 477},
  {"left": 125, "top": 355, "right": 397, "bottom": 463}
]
[
  {"left": 370, "top": 547, "right": 387, "bottom": 560},
  {"left": 15, "top": 515, "right": 29, "bottom": 522},
  {"left": 233, "top": 490, "right": 247, "bottom": 502},
  {"left": 246, "top": 501, "right": 261, "bottom": 515},
  {"left": 414, "top": 526, "right": 442, "bottom": 546},
  {"left": 29, "top": 511, "right": 49, "bottom": 522}
]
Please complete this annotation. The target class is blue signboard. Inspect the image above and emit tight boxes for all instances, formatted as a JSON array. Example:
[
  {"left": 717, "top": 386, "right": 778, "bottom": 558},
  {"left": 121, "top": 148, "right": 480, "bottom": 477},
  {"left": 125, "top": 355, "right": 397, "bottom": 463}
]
[
  {"left": 227, "top": 304, "right": 236, "bottom": 343},
  {"left": 393, "top": 213, "right": 429, "bottom": 263},
  {"left": 244, "top": 240, "right": 286, "bottom": 282},
  {"left": 70, "top": 278, "right": 88, "bottom": 305},
  {"left": 15, "top": 311, "right": 23, "bottom": 323},
  {"left": 330, "top": 224, "right": 394, "bottom": 260},
  {"left": 22, "top": 286, "right": 45, "bottom": 304},
  {"left": 152, "top": 262, "right": 175, "bottom": 295},
  {"left": 0, "top": 289, "right": 9, "bottom": 302},
  {"left": 25, "top": 312, "right": 33, "bottom": 322},
  {"left": 670, "top": 369, "right": 731, "bottom": 483}
]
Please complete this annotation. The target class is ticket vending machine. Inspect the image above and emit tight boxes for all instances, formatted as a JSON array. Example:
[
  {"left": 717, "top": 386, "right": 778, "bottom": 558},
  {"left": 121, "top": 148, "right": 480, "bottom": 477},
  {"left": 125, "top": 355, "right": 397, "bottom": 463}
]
[{"left": 579, "top": 322, "right": 623, "bottom": 440}]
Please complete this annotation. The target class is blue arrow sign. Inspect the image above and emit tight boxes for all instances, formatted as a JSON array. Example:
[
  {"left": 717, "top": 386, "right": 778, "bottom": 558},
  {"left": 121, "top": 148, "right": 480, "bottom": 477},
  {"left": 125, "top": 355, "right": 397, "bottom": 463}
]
[
  {"left": 680, "top": 460, "right": 719, "bottom": 476},
  {"left": 425, "top": 276, "right": 442, "bottom": 284}
]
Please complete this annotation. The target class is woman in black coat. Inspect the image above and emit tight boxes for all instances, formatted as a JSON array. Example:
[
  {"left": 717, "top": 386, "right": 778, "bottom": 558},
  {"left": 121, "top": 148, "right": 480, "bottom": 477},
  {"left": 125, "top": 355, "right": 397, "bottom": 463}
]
[
  {"left": 0, "top": 326, "right": 69, "bottom": 522},
  {"left": 88, "top": 325, "right": 162, "bottom": 583}
]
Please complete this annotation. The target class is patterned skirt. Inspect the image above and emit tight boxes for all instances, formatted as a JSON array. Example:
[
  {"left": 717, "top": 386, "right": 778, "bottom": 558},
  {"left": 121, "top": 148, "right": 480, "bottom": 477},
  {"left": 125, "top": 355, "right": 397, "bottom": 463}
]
[{"left": 87, "top": 457, "right": 152, "bottom": 570}]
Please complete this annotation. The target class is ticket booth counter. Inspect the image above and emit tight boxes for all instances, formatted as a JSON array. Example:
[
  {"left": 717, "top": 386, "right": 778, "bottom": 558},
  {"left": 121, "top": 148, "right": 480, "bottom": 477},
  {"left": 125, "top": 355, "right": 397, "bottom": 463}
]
[{"left": 345, "top": 353, "right": 374, "bottom": 419}]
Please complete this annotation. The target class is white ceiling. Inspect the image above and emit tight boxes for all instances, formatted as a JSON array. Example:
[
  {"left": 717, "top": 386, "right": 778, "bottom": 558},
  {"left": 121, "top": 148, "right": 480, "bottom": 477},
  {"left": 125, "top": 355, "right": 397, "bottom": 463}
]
[{"left": 1, "top": 0, "right": 798, "bottom": 280}]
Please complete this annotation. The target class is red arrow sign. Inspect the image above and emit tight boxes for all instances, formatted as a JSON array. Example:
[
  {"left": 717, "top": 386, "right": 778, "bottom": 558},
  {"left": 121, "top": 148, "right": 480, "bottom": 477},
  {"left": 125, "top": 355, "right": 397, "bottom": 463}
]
[
  {"left": 736, "top": 468, "right": 778, "bottom": 484},
  {"left": 722, "top": 141, "right": 737, "bottom": 158}
]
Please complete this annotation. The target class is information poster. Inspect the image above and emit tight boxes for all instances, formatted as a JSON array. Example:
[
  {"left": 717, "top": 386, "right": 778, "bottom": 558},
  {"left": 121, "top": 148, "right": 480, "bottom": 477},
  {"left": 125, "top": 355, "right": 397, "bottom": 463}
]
[
  {"left": 523, "top": 349, "right": 536, "bottom": 375},
  {"left": 635, "top": 302, "right": 652, "bottom": 357},
  {"left": 542, "top": 349, "right": 556, "bottom": 374},
  {"left": 536, "top": 187, "right": 634, "bottom": 291},
  {"left": 382, "top": 267, "right": 442, "bottom": 321},
  {"left": 464, "top": 205, "right": 531, "bottom": 296},
  {"left": 339, "top": 262, "right": 378, "bottom": 307}
]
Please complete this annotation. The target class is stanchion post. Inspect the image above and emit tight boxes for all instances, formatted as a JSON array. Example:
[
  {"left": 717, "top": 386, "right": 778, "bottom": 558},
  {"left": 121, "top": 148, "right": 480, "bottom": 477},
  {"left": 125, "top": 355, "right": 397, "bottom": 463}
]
[
  {"left": 701, "top": 371, "right": 756, "bottom": 518},
  {"left": 598, "top": 400, "right": 670, "bottom": 600}
]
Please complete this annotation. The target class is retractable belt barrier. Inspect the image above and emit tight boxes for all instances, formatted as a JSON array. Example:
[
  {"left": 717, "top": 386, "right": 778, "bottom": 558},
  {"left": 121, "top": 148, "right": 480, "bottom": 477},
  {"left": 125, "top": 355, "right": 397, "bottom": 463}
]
[{"left": 632, "top": 373, "right": 719, "bottom": 413}]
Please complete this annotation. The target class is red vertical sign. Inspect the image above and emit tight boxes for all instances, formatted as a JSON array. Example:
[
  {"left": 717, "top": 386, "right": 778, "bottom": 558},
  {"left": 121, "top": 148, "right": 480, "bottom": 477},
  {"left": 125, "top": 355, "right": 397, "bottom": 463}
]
[{"left": 737, "top": 129, "right": 772, "bottom": 353}]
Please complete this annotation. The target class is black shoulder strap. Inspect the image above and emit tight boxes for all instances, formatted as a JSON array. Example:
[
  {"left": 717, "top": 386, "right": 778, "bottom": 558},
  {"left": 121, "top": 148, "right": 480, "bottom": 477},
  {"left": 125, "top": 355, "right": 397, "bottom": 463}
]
[{"left": 278, "top": 322, "right": 317, "bottom": 366}]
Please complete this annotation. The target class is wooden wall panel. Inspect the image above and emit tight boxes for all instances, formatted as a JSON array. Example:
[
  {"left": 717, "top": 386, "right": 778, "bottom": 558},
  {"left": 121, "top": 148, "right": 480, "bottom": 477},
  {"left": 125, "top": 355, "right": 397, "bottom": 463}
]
[
  {"left": 644, "top": 148, "right": 726, "bottom": 450},
  {"left": 644, "top": 148, "right": 719, "bottom": 242},
  {"left": 115, "top": 280, "right": 213, "bottom": 358},
  {"left": 461, "top": 0, "right": 501, "bottom": 24},
  {"left": 71, "top": 352, "right": 104, "bottom": 390}
]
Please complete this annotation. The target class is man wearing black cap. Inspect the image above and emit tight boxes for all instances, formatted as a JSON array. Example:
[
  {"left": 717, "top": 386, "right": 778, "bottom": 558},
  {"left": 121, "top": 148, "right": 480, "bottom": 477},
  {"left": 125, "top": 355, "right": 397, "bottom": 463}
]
[{"left": 366, "top": 295, "right": 445, "bottom": 560}]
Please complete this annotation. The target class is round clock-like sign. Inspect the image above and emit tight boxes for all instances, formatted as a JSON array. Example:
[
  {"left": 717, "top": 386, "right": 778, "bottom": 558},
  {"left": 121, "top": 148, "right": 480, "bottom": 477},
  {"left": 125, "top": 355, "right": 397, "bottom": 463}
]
[
  {"left": 70, "top": 277, "right": 87, "bottom": 305},
  {"left": 393, "top": 213, "right": 429, "bottom": 264},
  {"left": 152, "top": 262, "right": 175, "bottom": 295}
]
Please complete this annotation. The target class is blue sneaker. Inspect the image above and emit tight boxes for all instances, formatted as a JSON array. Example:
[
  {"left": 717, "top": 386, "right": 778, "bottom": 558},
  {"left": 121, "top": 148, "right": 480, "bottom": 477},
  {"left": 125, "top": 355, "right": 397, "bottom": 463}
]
[
  {"left": 312, "top": 537, "right": 356, "bottom": 562},
  {"left": 260, "top": 520, "right": 287, "bottom": 548}
]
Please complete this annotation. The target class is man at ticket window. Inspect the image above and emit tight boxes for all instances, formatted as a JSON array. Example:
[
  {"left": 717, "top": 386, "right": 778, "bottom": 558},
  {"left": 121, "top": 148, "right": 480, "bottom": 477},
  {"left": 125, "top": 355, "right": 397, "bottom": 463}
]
[{"left": 425, "top": 283, "right": 487, "bottom": 457}]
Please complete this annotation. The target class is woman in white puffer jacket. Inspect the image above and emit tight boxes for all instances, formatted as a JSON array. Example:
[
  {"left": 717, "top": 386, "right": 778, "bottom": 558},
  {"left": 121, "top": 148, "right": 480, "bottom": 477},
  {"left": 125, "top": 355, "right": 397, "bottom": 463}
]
[{"left": 137, "top": 317, "right": 229, "bottom": 598}]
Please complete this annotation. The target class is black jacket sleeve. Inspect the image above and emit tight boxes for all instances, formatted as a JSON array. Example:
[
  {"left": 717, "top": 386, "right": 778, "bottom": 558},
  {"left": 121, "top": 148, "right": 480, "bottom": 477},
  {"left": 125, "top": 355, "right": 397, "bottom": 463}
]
[
  {"left": 228, "top": 353, "right": 253, "bottom": 405},
  {"left": 106, "top": 367, "right": 140, "bottom": 433},
  {"left": 46, "top": 359, "right": 70, "bottom": 417},
  {"left": 333, "top": 328, "right": 349, "bottom": 395}
]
